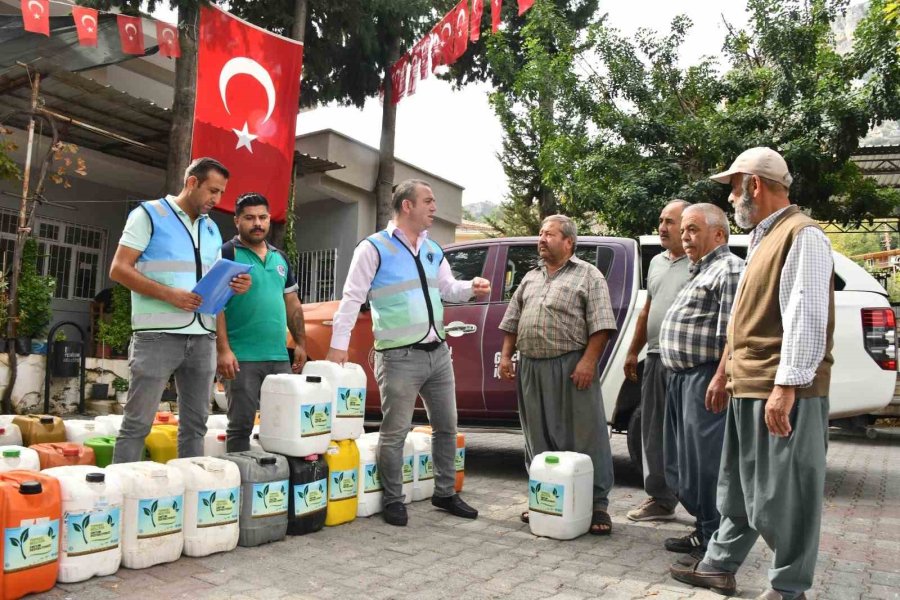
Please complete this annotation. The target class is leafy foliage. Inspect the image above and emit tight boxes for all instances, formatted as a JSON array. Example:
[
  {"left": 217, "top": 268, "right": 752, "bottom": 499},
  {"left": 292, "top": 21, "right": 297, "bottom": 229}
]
[
  {"left": 17, "top": 239, "right": 55, "bottom": 338},
  {"left": 97, "top": 284, "right": 132, "bottom": 353}
]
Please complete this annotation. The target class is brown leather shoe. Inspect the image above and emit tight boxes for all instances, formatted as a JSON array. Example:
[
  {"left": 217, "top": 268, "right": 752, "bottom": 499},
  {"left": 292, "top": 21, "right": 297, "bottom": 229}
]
[{"left": 670, "top": 558, "right": 737, "bottom": 596}]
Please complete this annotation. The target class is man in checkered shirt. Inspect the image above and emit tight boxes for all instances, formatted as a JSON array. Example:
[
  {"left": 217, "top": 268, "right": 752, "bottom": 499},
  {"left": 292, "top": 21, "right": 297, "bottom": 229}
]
[
  {"left": 498, "top": 215, "right": 618, "bottom": 535},
  {"left": 658, "top": 203, "right": 744, "bottom": 560},
  {"left": 671, "top": 148, "right": 834, "bottom": 600}
]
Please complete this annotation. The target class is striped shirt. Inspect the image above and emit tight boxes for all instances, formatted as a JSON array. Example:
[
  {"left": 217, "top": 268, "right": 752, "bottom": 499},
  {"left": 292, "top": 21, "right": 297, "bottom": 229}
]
[
  {"left": 743, "top": 205, "right": 833, "bottom": 387},
  {"left": 499, "top": 255, "right": 617, "bottom": 359},
  {"left": 659, "top": 245, "right": 744, "bottom": 372}
]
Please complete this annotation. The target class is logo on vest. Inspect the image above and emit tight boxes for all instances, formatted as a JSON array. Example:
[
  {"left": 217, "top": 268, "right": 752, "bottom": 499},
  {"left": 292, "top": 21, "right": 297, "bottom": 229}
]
[
  {"left": 426, "top": 252, "right": 434, "bottom": 264},
  {"left": 277, "top": 264, "right": 286, "bottom": 277}
]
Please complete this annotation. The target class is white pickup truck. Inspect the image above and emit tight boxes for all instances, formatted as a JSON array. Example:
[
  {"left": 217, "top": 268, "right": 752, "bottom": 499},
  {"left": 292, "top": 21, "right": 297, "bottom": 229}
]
[{"left": 610, "top": 235, "right": 897, "bottom": 467}]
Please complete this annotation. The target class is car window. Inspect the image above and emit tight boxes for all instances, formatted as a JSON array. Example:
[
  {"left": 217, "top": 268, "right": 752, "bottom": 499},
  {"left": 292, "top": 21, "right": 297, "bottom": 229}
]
[
  {"left": 445, "top": 247, "right": 488, "bottom": 281},
  {"left": 503, "top": 245, "right": 615, "bottom": 301}
]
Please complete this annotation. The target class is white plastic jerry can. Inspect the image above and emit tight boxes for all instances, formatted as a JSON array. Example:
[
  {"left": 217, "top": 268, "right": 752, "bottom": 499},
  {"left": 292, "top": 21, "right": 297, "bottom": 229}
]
[
  {"left": 302, "top": 361, "right": 367, "bottom": 440},
  {"left": 168, "top": 456, "right": 241, "bottom": 557},
  {"left": 259, "top": 374, "right": 333, "bottom": 456},
  {"left": 0, "top": 446, "right": 40, "bottom": 472},
  {"left": 527, "top": 452, "right": 593, "bottom": 540},
  {"left": 408, "top": 431, "right": 434, "bottom": 502},
  {"left": 355, "top": 434, "right": 382, "bottom": 517}
]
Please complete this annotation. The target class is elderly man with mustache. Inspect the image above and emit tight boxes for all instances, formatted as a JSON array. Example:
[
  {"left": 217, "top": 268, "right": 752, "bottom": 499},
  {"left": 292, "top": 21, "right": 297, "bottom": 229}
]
[{"left": 215, "top": 192, "right": 308, "bottom": 452}]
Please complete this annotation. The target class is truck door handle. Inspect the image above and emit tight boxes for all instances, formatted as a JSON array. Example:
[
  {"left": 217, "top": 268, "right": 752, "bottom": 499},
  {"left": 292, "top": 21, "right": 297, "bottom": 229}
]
[{"left": 445, "top": 321, "right": 478, "bottom": 337}]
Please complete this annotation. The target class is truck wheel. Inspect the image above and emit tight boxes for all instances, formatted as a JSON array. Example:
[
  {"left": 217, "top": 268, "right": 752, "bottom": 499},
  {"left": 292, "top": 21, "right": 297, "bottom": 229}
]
[{"left": 626, "top": 408, "right": 643, "bottom": 475}]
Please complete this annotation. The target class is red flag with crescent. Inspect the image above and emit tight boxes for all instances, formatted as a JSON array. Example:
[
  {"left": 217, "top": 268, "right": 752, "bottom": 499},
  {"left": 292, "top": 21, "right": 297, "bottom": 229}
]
[
  {"left": 452, "top": 0, "right": 469, "bottom": 60},
  {"left": 21, "top": 0, "right": 49, "bottom": 36},
  {"left": 518, "top": 0, "right": 535, "bottom": 15},
  {"left": 389, "top": 53, "right": 409, "bottom": 104},
  {"left": 156, "top": 21, "right": 181, "bottom": 58},
  {"left": 192, "top": 5, "right": 304, "bottom": 223},
  {"left": 491, "top": 0, "right": 502, "bottom": 33},
  {"left": 117, "top": 15, "right": 144, "bottom": 55},
  {"left": 71, "top": 6, "right": 99, "bottom": 46},
  {"left": 470, "top": 0, "right": 484, "bottom": 42}
]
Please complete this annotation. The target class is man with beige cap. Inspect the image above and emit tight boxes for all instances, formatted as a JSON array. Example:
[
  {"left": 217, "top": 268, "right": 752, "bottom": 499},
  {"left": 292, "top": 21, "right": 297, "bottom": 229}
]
[{"left": 670, "top": 147, "right": 834, "bottom": 600}]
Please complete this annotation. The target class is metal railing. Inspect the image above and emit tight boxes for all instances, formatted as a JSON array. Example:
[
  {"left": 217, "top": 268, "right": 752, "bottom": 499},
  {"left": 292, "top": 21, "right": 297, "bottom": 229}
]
[{"left": 297, "top": 248, "right": 338, "bottom": 304}]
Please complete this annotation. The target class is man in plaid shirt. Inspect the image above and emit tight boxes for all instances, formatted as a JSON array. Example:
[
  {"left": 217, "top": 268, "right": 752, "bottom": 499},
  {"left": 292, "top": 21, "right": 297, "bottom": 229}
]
[
  {"left": 658, "top": 203, "right": 744, "bottom": 558},
  {"left": 498, "top": 215, "right": 618, "bottom": 535}
]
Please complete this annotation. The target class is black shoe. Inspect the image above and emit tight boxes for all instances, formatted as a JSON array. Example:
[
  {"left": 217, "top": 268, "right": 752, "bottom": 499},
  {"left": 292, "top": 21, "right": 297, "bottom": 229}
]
[
  {"left": 665, "top": 529, "right": 705, "bottom": 554},
  {"left": 431, "top": 494, "right": 478, "bottom": 519},
  {"left": 382, "top": 502, "right": 408, "bottom": 526}
]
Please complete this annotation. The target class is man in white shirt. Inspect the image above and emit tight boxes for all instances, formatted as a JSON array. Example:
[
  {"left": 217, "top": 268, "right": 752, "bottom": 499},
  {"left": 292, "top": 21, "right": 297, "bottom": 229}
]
[{"left": 326, "top": 179, "right": 491, "bottom": 526}]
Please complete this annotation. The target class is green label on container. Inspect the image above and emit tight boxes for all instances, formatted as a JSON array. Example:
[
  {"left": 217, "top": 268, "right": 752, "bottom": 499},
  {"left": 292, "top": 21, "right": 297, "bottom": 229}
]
[
  {"left": 329, "top": 469, "right": 358, "bottom": 501},
  {"left": 300, "top": 403, "right": 331, "bottom": 437},
  {"left": 294, "top": 478, "right": 327, "bottom": 516},
  {"left": 3, "top": 520, "right": 59, "bottom": 573},
  {"left": 251, "top": 480, "right": 289, "bottom": 518},
  {"left": 197, "top": 487, "right": 240, "bottom": 528},
  {"left": 363, "top": 462, "right": 382, "bottom": 493},
  {"left": 418, "top": 453, "right": 434, "bottom": 481},
  {"left": 402, "top": 456, "right": 414, "bottom": 484},
  {"left": 137, "top": 495, "right": 183, "bottom": 538},
  {"left": 528, "top": 480, "right": 564, "bottom": 516},
  {"left": 64, "top": 507, "right": 120, "bottom": 556},
  {"left": 454, "top": 447, "right": 465, "bottom": 472},
  {"left": 336, "top": 387, "right": 366, "bottom": 418}
]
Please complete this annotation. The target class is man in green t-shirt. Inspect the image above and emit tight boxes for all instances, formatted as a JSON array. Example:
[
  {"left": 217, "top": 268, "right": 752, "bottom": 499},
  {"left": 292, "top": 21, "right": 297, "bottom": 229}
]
[{"left": 216, "top": 193, "right": 308, "bottom": 452}]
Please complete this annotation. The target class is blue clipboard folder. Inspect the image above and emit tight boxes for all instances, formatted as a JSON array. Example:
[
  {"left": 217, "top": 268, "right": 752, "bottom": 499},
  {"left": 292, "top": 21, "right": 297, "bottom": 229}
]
[{"left": 192, "top": 258, "right": 253, "bottom": 315}]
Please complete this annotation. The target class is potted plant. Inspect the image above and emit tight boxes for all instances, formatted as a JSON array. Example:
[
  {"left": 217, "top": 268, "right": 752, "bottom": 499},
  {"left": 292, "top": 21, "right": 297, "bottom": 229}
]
[
  {"left": 112, "top": 376, "right": 129, "bottom": 405},
  {"left": 16, "top": 239, "right": 55, "bottom": 355},
  {"left": 96, "top": 284, "right": 132, "bottom": 358}
]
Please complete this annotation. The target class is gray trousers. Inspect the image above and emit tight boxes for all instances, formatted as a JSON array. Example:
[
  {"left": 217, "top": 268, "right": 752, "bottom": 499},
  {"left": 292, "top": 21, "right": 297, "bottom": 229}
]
[
  {"left": 704, "top": 396, "right": 829, "bottom": 599},
  {"left": 664, "top": 361, "right": 726, "bottom": 544},
  {"left": 374, "top": 343, "right": 458, "bottom": 506},
  {"left": 224, "top": 360, "right": 292, "bottom": 452},
  {"left": 517, "top": 351, "right": 615, "bottom": 510},
  {"left": 113, "top": 331, "right": 216, "bottom": 463},
  {"left": 641, "top": 353, "right": 678, "bottom": 510}
]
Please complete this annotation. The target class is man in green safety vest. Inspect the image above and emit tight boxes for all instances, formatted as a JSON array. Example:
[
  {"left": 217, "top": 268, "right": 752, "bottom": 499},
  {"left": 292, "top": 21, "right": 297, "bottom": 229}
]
[
  {"left": 326, "top": 179, "right": 491, "bottom": 527},
  {"left": 109, "top": 157, "right": 251, "bottom": 463}
]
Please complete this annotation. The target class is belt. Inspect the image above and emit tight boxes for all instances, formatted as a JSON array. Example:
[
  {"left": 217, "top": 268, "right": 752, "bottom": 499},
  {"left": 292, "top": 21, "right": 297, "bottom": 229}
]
[{"left": 410, "top": 341, "right": 443, "bottom": 352}]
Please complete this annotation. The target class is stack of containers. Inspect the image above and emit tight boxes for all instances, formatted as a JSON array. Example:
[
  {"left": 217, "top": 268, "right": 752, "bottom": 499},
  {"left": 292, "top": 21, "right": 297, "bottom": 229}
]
[
  {"left": 223, "top": 451, "right": 289, "bottom": 547},
  {"left": 144, "top": 425, "right": 178, "bottom": 463},
  {"left": 168, "top": 457, "right": 240, "bottom": 557},
  {"left": 259, "top": 374, "right": 333, "bottom": 535},
  {"left": 32, "top": 443, "right": 96, "bottom": 469},
  {"left": 106, "top": 461, "right": 185, "bottom": 568},
  {"left": 355, "top": 433, "right": 382, "bottom": 517},
  {"left": 43, "top": 465, "right": 123, "bottom": 582},
  {"left": 0, "top": 422, "right": 23, "bottom": 446},
  {"left": 414, "top": 426, "right": 466, "bottom": 492},
  {"left": 408, "top": 431, "right": 434, "bottom": 501},
  {"left": 0, "top": 447, "right": 40, "bottom": 472},
  {"left": 84, "top": 437, "right": 117, "bottom": 468},
  {"left": 302, "top": 361, "right": 366, "bottom": 441},
  {"left": 13, "top": 415, "right": 65, "bottom": 446},
  {"left": 0, "top": 471, "right": 62, "bottom": 598}
]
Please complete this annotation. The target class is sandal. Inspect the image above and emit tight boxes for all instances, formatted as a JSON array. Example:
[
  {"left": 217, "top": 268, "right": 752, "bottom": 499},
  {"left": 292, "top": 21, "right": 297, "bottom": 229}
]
[
  {"left": 520, "top": 510, "right": 530, "bottom": 524},
  {"left": 590, "top": 510, "right": 612, "bottom": 535}
]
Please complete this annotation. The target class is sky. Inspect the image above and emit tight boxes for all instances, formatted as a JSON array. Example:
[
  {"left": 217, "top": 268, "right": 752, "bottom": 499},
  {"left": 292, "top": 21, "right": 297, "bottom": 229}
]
[{"left": 146, "top": 1, "right": 797, "bottom": 206}]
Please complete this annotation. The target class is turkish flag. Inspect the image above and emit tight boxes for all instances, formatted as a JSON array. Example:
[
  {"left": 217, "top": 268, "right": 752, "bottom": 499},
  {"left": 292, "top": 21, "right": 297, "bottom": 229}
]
[
  {"left": 21, "top": 0, "right": 49, "bottom": 36},
  {"left": 415, "top": 38, "right": 430, "bottom": 81},
  {"left": 470, "top": 0, "right": 484, "bottom": 42},
  {"left": 156, "top": 21, "right": 180, "bottom": 58},
  {"left": 192, "top": 5, "right": 303, "bottom": 223},
  {"left": 117, "top": 15, "right": 144, "bottom": 55},
  {"left": 407, "top": 52, "right": 419, "bottom": 97},
  {"left": 518, "top": 0, "right": 535, "bottom": 15},
  {"left": 72, "top": 7, "right": 99, "bottom": 47},
  {"left": 491, "top": 0, "right": 502, "bottom": 33},
  {"left": 452, "top": 0, "right": 469, "bottom": 61},
  {"left": 390, "top": 53, "right": 409, "bottom": 104}
]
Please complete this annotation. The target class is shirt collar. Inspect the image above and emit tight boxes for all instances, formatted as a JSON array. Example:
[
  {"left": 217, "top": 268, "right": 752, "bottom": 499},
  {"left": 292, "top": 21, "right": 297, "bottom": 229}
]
[
  {"left": 165, "top": 195, "right": 208, "bottom": 221},
  {"left": 541, "top": 254, "right": 581, "bottom": 274},
  {"left": 230, "top": 235, "right": 275, "bottom": 253},
  {"left": 387, "top": 220, "right": 429, "bottom": 251},
  {"left": 749, "top": 205, "right": 793, "bottom": 249},
  {"left": 663, "top": 250, "right": 689, "bottom": 263},
  {"left": 688, "top": 244, "right": 729, "bottom": 275}
]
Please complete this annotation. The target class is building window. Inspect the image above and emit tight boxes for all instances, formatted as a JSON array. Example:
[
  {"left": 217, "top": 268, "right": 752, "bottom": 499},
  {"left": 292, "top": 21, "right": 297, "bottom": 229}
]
[
  {"left": 297, "top": 248, "right": 337, "bottom": 304},
  {"left": 0, "top": 209, "right": 106, "bottom": 301}
]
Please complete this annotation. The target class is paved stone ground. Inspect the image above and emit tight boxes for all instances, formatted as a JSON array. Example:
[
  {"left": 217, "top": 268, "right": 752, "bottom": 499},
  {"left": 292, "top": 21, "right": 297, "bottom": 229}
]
[{"left": 38, "top": 427, "right": 900, "bottom": 600}]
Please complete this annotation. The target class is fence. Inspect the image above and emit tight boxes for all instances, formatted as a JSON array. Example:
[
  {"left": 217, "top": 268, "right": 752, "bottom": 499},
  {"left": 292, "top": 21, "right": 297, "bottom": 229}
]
[{"left": 297, "top": 248, "right": 338, "bottom": 304}]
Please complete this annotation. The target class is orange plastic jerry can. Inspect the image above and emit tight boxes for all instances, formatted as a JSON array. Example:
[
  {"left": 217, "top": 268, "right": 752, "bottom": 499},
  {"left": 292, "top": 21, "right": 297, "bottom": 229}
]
[
  {"left": 30, "top": 443, "right": 96, "bottom": 470},
  {"left": 0, "top": 471, "right": 62, "bottom": 598}
]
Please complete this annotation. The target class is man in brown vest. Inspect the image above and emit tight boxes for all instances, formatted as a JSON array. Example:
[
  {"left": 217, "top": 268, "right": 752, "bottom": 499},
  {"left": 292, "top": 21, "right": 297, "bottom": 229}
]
[{"left": 670, "top": 147, "right": 834, "bottom": 600}]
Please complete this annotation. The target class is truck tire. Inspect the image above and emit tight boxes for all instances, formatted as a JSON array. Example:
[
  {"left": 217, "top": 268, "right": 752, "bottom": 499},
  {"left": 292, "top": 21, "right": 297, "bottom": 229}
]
[{"left": 626, "top": 408, "right": 643, "bottom": 475}]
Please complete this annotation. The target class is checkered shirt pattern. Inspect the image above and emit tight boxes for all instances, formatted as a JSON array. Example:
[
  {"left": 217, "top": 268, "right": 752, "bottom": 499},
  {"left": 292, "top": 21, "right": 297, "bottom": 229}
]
[
  {"left": 743, "top": 205, "right": 834, "bottom": 387},
  {"left": 659, "top": 245, "right": 744, "bottom": 372},
  {"left": 499, "top": 255, "right": 617, "bottom": 359}
]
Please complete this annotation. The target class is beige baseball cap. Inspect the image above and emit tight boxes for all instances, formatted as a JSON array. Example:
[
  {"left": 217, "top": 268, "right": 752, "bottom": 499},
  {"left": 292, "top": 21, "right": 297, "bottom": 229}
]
[{"left": 710, "top": 147, "right": 793, "bottom": 188}]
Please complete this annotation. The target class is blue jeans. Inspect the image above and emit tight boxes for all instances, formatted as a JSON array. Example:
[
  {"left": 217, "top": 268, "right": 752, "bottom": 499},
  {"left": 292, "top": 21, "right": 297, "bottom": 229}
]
[{"left": 113, "top": 331, "right": 216, "bottom": 463}]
